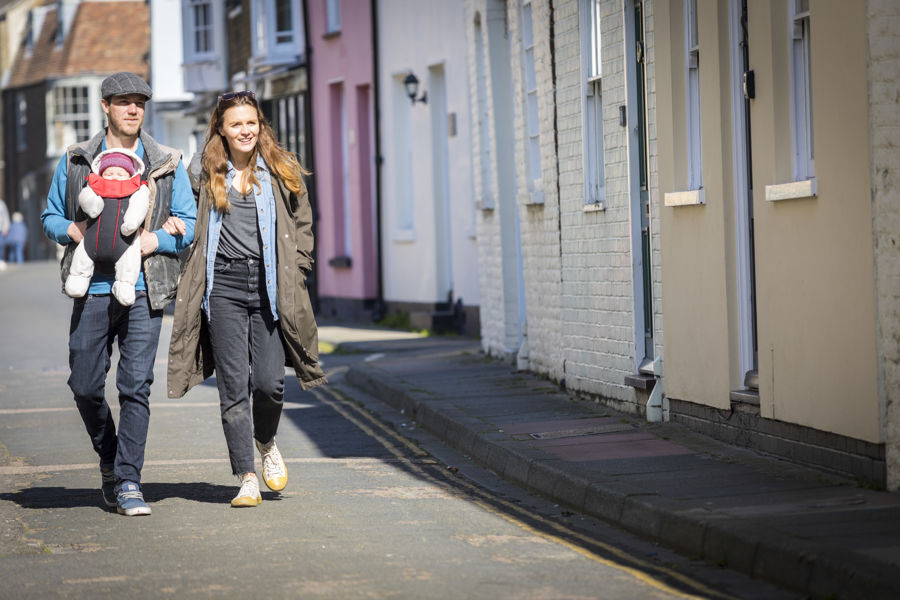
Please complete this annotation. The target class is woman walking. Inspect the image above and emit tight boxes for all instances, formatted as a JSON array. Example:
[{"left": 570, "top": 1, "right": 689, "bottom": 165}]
[{"left": 167, "top": 91, "right": 326, "bottom": 507}]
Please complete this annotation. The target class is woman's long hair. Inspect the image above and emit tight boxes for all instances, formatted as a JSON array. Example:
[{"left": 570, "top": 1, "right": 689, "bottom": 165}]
[{"left": 201, "top": 93, "right": 309, "bottom": 212}]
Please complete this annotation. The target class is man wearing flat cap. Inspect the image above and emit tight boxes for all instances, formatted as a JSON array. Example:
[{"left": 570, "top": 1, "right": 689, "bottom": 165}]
[{"left": 41, "top": 72, "right": 197, "bottom": 517}]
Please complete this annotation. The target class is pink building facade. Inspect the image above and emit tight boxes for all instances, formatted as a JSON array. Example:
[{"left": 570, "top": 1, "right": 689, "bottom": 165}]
[{"left": 307, "top": 0, "right": 379, "bottom": 320}]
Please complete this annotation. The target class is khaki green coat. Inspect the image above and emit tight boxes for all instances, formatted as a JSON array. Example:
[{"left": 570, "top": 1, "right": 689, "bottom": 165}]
[{"left": 166, "top": 161, "right": 327, "bottom": 399}]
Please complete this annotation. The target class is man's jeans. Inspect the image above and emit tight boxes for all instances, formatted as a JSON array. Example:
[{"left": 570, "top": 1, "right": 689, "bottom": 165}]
[
  {"left": 208, "top": 257, "right": 285, "bottom": 476},
  {"left": 68, "top": 291, "right": 162, "bottom": 484}
]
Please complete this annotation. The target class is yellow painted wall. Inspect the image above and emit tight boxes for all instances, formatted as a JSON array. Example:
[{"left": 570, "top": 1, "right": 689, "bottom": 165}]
[
  {"left": 658, "top": 0, "right": 736, "bottom": 409},
  {"left": 750, "top": 0, "right": 879, "bottom": 441},
  {"left": 659, "top": 0, "right": 880, "bottom": 442}
]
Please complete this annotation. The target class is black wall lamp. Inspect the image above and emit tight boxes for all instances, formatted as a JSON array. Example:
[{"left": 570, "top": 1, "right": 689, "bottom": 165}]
[{"left": 404, "top": 72, "right": 427, "bottom": 105}]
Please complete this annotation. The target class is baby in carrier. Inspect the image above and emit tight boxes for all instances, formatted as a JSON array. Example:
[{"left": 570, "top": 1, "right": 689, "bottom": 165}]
[{"left": 65, "top": 148, "right": 151, "bottom": 306}]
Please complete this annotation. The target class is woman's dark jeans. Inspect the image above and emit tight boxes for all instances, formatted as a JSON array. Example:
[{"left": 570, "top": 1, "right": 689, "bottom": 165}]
[{"left": 208, "top": 257, "right": 285, "bottom": 476}]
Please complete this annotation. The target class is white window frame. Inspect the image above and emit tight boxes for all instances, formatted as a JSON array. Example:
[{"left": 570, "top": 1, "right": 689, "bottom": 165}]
[
  {"left": 187, "top": 0, "right": 215, "bottom": 59},
  {"left": 392, "top": 74, "right": 415, "bottom": 238},
  {"left": 340, "top": 84, "right": 352, "bottom": 257},
  {"left": 685, "top": 0, "right": 702, "bottom": 190},
  {"left": 326, "top": 0, "right": 341, "bottom": 34},
  {"left": 251, "top": 0, "right": 304, "bottom": 66},
  {"left": 45, "top": 79, "right": 103, "bottom": 157},
  {"left": 789, "top": 0, "right": 814, "bottom": 181},
  {"left": 50, "top": 85, "right": 91, "bottom": 152},
  {"left": 474, "top": 15, "right": 495, "bottom": 210},
  {"left": 272, "top": 0, "right": 296, "bottom": 48},
  {"left": 520, "top": 0, "right": 543, "bottom": 204},
  {"left": 580, "top": 0, "right": 605, "bottom": 208}
]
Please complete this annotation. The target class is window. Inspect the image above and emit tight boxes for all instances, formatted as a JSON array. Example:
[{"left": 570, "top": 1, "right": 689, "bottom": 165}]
[
  {"left": 521, "top": 0, "right": 543, "bottom": 203},
  {"left": 50, "top": 86, "right": 91, "bottom": 151},
  {"left": 16, "top": 93, "right": 26, "bottom": 151},
  {"left": 581, "top": 0, "right": 605, "bottom": 206},
  {"left": 330, "top": 82, "right": 351, "bottom": 258},
  {"left": 393, "top": 76, "right": 414, "bottom": 235},
  {"left": 326, "top": 0, "right": 341, "bottom": 34},
  {"left": 251, "top": 0, "right": 301, "bottom": 64},
  {"left": 190, "top": 0, "right": 214, "bottom": 55},
  {"left": 475, "top": 15, "right": 495, "bottom": 209},
  {"left": 275, "top": 0, "right": 293, "bottom": 44},
  {"left": 790, "top": 0, "right": 813, "bottom": 181},
  {"left": 685, "top": 0, "right": 702, "bottom": 189},
  {"left": 24, "top": 11, "right": 34, "bottom": 54}
]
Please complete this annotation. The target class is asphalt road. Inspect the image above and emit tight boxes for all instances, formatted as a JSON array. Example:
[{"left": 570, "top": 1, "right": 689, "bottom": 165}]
[{"left": 0, "top": 262, "right": 798, "bottom": 599}]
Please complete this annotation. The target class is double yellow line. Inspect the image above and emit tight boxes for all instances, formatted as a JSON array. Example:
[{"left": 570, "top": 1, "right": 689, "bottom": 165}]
[{"left": 313, "top": 373, "right": 737, "bottom": 600}]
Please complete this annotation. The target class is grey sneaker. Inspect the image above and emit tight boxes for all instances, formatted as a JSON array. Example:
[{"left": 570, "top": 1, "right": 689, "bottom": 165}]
[
  {"left": 101, "top": 466, "right": 116, "bottom": 508},
  {"left": 116, "top": 481, "right": 151, "bottom": 516}
]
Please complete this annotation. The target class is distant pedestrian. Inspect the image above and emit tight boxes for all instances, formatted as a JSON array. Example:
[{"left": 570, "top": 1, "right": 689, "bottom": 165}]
[
  {"left": 40, "top": 72, "right": 197, "bottom": 516},
  {"left": 6, "top": 212, "right": 27, "bottom": 263},
  {"left": 0, "top": 199, "right": 9, "bottom": 269},
  {"left": 167, "top": 90, "right": 326, "bottom": 508}
]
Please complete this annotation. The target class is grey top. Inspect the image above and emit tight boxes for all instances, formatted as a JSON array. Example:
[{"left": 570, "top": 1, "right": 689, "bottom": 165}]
[{"left": 216, "top": 185, "right": 262, "bottom": 260}]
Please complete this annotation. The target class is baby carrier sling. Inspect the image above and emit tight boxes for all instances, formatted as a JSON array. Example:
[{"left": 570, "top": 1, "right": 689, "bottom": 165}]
[{"left": 82, "top": 160, "right": 151, "bottom": 274}]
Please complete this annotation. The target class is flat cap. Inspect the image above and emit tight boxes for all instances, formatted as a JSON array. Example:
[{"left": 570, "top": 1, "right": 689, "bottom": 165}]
[{"left": 100, "top": 72, "right": 152, "bottom": 101}]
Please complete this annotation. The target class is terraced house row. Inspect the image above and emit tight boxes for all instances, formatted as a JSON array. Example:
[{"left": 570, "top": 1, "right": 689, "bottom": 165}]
[
  {"left": 1, "top": 0, "right": 898, "bottom": 487},
  {"left": 467, "top": 0, "right": 899, "bottom": 489}
]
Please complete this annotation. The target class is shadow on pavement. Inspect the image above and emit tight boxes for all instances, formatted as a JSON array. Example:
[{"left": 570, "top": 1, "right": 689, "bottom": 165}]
[{"left": 0, "top": 482, "right": 282, "bottom": 509}]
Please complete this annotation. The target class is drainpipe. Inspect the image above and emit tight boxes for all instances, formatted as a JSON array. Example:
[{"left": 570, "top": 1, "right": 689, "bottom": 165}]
[
  {"left": 301, "top": 0, "right": 321, "bottom": 310},
  {"left": 370, "top": 0, "right": 386, "bottom": 322}
]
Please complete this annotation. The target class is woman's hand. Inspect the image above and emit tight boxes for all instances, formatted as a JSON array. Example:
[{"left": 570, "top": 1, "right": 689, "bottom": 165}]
[
  {"left": 139, "top": 229, "right": 159, "bottom": 256},
  {"left": 161, "top": 216, "right": 187, "bottom": 236}
]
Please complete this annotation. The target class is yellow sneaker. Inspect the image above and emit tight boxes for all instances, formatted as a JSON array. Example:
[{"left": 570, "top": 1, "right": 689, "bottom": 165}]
[
  {"left": 231, "top": 474, "right": 262, "bottom": 507},
  {"left": 256, "top": 438, "right": 287, "bottom": 492}
]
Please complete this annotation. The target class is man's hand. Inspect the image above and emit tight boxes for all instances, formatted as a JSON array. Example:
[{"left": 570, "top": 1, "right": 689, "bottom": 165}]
[
  {"left": 161, "top": 216, "right": 187, "bottom": 236},
  {"left": 139, "top": 229, "right": 159, "bottom": 256},
  {"left": 67, "top": 220, "right": 87, "bottom": 243}
]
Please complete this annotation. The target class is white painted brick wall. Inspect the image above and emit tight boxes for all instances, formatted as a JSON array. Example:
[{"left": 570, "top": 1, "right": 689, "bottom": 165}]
[
  {"left": 467, "top": 0, "right": 661, "bottom": 398},
  {"left": 465, "top": 0, "right": 510, "bottom": 358},
  {"left": 869, "top": 0, "right": 900, "bottom": 489},
  {"left": 554, "top": 0, "right": 660, "bottom": 410},
  {"left": 508, "top": 0, "right": 564, "bottom": 380}
]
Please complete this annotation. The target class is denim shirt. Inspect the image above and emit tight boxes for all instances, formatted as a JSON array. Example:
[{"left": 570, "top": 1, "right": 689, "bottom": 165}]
[{"left": 202, "top": 154, "right": 279, "bottom": 321}]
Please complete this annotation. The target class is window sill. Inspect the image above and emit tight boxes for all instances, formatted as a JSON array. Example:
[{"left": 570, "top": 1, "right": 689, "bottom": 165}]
[
  {"left": 765, "top": 178, "right": 817, "bottom": 202},
  {"left": 524, "top": 190, "right": 545, "bottom": 206},
  {"left": 583, "top": 202, "right": 605, "bottom": 213},
  {"left": 392, "top": 229, "right": 416, "bottom": 243},
  {"left": 664, "top": 189, "right": 705, "bottom": 207},
  {"left": 249, "top": 52, "right": 302, "bottom": 70},
  {"left": 183, "top": 56, "right": 221, "bottom": 66},
  {"left": 323, "top": 30, "right": 341, "bottom": 40},
  {"left": 328, "top": 255, "right": 352, "bottom": 268},
  {"left": 477, "top": 194, "right": 495, "bottom": 212}
]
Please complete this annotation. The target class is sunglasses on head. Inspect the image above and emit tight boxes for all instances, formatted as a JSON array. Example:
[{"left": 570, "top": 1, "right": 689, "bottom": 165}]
[{"left": 217, "top": 90, "right": 255, "bottom": 103}]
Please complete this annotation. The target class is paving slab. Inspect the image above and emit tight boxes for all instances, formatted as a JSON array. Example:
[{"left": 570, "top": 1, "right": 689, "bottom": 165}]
[{"left": 343, "top": 336, "right": 900, "bottom": 600}]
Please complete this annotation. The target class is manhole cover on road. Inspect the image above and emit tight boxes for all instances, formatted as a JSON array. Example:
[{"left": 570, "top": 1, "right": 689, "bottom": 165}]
[{"left": 529, "top": 423, "right": 635, "bottom": 440}]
